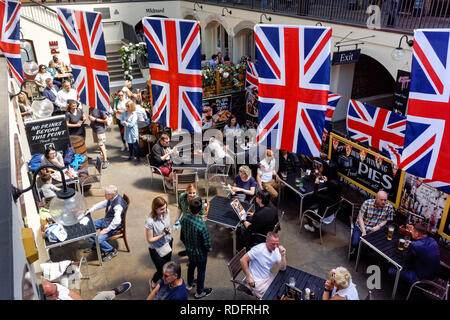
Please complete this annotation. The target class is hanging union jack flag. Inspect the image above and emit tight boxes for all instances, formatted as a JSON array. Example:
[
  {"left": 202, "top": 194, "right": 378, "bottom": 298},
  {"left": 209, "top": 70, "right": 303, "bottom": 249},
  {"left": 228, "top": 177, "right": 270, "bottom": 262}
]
[
  {"left": 245, "top": 60, "right": 258, "bottom": 91},
  {"left": 57, "top": 8, "right": 109, "bottom": 111},
  {"left": 347, "top": 99, "right": 406, "bottom": 165},
  {"left": 0, "top": 0, "right": 23, "bottom": 85},
  {"left": 322, "top": 93, "right": 340, "bottom": 141},
  {"left": 255, "top": 24, "right": 331, "bottom": 156},
  {"left": 143, "top": 17, "right": 202, "bottom": 133},
  {"left": 400, "top": 29, "right": 450, "bottom": 183}
]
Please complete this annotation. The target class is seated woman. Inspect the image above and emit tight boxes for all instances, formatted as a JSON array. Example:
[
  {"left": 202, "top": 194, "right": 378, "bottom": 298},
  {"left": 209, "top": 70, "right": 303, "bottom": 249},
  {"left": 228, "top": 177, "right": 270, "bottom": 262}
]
[
  {"left": 322, "top": 267, "right": 359, "bottom": 300},
  {"left": 230, "top": 165, "right": 256, "bottom": 203},
  {"left": 303, "top": 176, "right": 341, "bottom": 232},
  {"left": 223, "top": 114, "right": 241, "bottom": 136},
  {"left": 35, "top": 64, "right": 52, "bottom": 90},
  {"left": 41, "top": 147, "right": 65, "bottom": 174},
  {"left": 17, "top": 93, "right": 34, "bottom": 122}
]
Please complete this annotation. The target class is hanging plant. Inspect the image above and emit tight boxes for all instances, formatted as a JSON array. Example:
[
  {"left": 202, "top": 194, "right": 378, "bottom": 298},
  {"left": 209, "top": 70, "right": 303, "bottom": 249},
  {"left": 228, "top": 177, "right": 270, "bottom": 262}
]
[{"left": 118, "top": 42, "right": 148, "bottom": 81}]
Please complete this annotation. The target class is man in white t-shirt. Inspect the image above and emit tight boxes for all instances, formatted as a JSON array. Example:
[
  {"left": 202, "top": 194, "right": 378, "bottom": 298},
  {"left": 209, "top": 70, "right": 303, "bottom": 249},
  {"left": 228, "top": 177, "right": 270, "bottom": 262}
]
[
  {"left": 256, "top": 148, "right": 281, "bottom": 202},
  {"left": 55, "top": 80, "right": 78, "bottom": 112},
  {"left": 240, "top": 232, "right": 287, "bottom": 298}
]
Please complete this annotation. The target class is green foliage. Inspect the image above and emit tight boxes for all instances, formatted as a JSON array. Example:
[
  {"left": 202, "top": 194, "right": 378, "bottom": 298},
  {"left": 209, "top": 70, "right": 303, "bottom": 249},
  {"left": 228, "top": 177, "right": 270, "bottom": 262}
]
[{"left": 118, "top": 42, "right": 148, "bottom": 81}]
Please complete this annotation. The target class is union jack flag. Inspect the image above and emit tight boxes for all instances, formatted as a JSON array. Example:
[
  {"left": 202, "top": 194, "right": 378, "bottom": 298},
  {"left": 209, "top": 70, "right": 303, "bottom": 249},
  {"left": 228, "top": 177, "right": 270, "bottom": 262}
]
[
  {"left": 255, "top": 25, "right": 331, "bottom": 156},
  {"left": 0, "top": 0, "right": 22, "bottom": 85},
  {"left": 245, "top": 60, "right": 258, "bottom": 91},
  {"left": 57, "top": 8, "right": 109, "bottom": 111},
  {"left": 322, "top": 93, "right": 340, "bottom": 141},
  {"left": 423, "top": 179, "right": 450, "bottom": 194},
  {"left": 143, "top": 17, "right": 202, "bottom": 133},
  {"left": 400, "top": 29, "right": 450, "bottom": 183},
  {"left": 347, "top": 99, "right": 406, "bottom": 165}
]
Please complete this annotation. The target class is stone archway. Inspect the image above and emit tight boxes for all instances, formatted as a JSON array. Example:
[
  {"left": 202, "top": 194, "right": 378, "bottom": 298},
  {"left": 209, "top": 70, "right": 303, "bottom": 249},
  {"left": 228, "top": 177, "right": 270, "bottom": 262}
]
[{"left": 204, "top": 20, "right": 231, "bottom": 61}]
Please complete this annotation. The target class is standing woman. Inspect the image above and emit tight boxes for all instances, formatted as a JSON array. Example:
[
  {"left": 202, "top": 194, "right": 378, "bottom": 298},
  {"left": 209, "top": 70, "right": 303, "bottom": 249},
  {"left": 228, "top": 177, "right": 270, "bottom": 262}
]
[
  {"left": 65, "top": 100, "right": 86, "bottom": 138},
  {"left": 18, "top": 93, "right": 34, "bottom": 122},
  {"left": 114, "top": 91, "right": 128, "bottom": 151},
  {"left": 121, "top": 101, "right": 140, "bottom": 163},
  {"left": 145, "top": 196, "right": 173, "bottom": 289},
  {"left": 121, "top": 80, "right": 133, "bottom": 99}
]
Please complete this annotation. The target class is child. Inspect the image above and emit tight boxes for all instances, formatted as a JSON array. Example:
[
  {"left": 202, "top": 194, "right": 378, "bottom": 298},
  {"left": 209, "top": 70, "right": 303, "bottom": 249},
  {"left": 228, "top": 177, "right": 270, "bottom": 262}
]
[{"left": 40, "top": 174, "right": 61, "bottom": 207}]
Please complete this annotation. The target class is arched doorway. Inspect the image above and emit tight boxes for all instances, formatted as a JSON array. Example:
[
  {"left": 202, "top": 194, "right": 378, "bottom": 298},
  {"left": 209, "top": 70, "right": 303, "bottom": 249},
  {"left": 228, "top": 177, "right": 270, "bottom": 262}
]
[
  {"left": 134, "top": 15, "right": 169, "bottom": 35},
  {"left": 204, "top": 21, "right": 230, "bottom": 61},
  {"left": 234, "top": 27, "right": 255, "bottom": 62}
]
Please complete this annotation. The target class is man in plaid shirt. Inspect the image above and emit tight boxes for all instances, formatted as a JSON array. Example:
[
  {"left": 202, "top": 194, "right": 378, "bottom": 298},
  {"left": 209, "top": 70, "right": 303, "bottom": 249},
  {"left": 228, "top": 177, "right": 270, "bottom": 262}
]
[
  {"left": 180, "top": 197, "right": 213, "bottom": 299},
  {"left": 350, "top": 191, "right": 394, "bottom": 254}
]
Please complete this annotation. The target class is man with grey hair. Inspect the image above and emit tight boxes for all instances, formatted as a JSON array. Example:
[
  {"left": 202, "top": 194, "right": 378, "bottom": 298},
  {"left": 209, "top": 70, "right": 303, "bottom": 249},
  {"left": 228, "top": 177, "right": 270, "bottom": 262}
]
[
  {"left": 55, "top": 80, "right": 78, "bottom": 112},
  {"left": 350, "top": 190, "right": 395, "bottom": 255},
  {"left": 43, "top": 78, "right": 61, "bottom": 115},
  {"left": 84, "top": 185, "right": 127, "bottom": 262},
  {"left": 146, "top": 261, "right": 188, "bottom": 300}
]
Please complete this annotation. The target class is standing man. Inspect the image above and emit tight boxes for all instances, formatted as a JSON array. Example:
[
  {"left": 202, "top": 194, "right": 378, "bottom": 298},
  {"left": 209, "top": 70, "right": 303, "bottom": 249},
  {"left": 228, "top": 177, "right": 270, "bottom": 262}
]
[
  {"left": 56, "top": 80, "right": 78, "bottom": 112},
  {"left": 146, "top": 261, "right": 188, "bottom": 300},
  {"left": 180, "top": 197, "right": 213, "bottom": 299},
  {"left": 88, "top": 105, "right": 109, "bottom": 169},
  {"left": 256, "top": 148, "right": 281, "bottom": 202},
  {"left": 350, "top": 190, "right": 395, "bottom": 254},
  {"left": 240, "top": 232, "right": 287, "bottom": 299},
  {"left": 388, "top": 223, "right": 440, "bottom": 285},
  {"left": 43, "top": 78, "right": 61, "bottom": 115},
  {"left": 84, "top": 185, "right": 127, "bottom": 262}
]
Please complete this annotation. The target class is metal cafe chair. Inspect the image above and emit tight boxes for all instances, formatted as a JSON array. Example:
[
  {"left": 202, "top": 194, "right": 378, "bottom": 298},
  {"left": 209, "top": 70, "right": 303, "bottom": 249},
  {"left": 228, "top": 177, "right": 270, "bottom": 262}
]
[
  {"left": 406, "top": 278, "right": 449, "bottom": 300},
  {"left": 146, "top": 154, "right": 166, "bottom": 193},
  {"left": 79, "top": 157, "right": 102, "bottom": 195},
  {"left": 300, "top": 199, "right": 343, "bottom": 245},
  {"left": 227, "top": 248, "right": 258, "bottom": 300},
  {"left": 205, "top": 163, "right": 231, "bottom": 199},
  {"left": 174, "top": 172, "right": 198, "bottom": 199}
]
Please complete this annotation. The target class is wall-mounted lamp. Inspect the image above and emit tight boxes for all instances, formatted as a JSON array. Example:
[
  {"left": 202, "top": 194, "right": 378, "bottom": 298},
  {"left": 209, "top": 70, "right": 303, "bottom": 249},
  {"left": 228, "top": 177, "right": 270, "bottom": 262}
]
[
  {"left": 391, "top": 35, "right": 414, "bottom": 61},
  {"left": 193, "top": 2, "right": 203, "bottom": 15},
  {"left": 12, "top": 164, "right": 88, "bottom": 226},
  {"left": 259, "top": 13, "right": 271, "bottom": 24},
  {"left": 10, "top": 79, "right": 54, "bottom": 118},
  {"left": 316, "top": 22, "right": 323, "bottom": 26},
  {"left": 221, "top": 7, "right": 232, "bottom": 19},
  {"left": 20, "top": 40, "right": 38, "bottom": 76}
]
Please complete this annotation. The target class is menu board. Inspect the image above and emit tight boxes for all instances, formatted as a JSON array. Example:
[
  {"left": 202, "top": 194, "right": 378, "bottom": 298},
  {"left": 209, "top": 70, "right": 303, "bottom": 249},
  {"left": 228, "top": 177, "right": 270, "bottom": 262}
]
[
  {"left": 328, "top": 133, "right": 404, "bottom": 207},
  {"left": 24, "top": 115, "right": 71, "bottom": 155},
  {"left": 202, "top": 95, "right": 232, "bottom": 129},
  {"left": 245, "top": 87, "right": 258, "bottom": 129},
  {"left": 399, "top": 172, "right": 450, "bottom": 236}
]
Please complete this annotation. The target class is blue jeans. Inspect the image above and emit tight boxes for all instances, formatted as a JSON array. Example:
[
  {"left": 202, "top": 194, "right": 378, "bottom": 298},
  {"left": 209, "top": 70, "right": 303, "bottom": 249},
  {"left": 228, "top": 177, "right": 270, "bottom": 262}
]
[
  {"left": 388, "top": 267, "right": 419, "bottom": 285},
  {"left": 351, "top": 223, "right": 363, "bottom": 249},
  {"left": 188, "top": 258, "right": 207, "bottom": 295},
  {"left": 89, "top": 218, "right": 120, "bottom": 253},
  {"left": 128, "top": 141, "right": 140, "bottom": 160}
]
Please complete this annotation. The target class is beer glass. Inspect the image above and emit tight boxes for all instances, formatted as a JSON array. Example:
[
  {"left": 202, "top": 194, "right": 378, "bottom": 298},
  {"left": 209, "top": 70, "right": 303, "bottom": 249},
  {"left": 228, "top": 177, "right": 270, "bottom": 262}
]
[
  {"left": 281, "top": 171, "right": 287, "bottom": 180},
  {"left": 404, "top": 236, "right": 410, "bottom": 249},
  {"left": 398, "top": 238, "right": 405, "bottom": 251},
  {"left": 387, "top": 225, "right": 394, "bottom": 240},
  {"left": 295, "top": 177, "right": 300, "bottom": 187}
]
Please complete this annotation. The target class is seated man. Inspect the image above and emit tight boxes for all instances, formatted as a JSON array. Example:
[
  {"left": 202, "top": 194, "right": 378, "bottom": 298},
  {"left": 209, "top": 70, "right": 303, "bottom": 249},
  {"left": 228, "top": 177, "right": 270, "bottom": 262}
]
[
  {"left": 231, "top": 165, "right": 257, "bottom": 203},
  {"left": 256, "top": 148, "right": 281, "bottom": 202},
  {"left": 237, "top": 189, "right": 278, "bottom": 251},
  {"left": 146, "top": 261, "right": 188, "bottom": 300},
  {"left": 278, "top": 149, "right": 301, "bottom": 175},
  {"left": 151, "top": 133, "right": 176, "bottom": 189},
  {"left": 42, "top": 280, "right": 131, "bottom": 300},
  {"left": 84, "top": 185, "right": 127, "bottom": 262},
  {"left": 388, "top": 223, "right": 440, "bottom": 285},
  {"left": 42, "top": 78, "right": 61, "bottom": 115},
  {"left": 240, "top": 232, "right": 287, "bottom": 299},
  {"left": 350, "top": 190, "right": 395, "bottom": 254},
  {"left": 303, "top": 176, "right": 342, "bottom": 232},
  {"left": 55, "top": 80, "right": 78, "bottom": 112}
]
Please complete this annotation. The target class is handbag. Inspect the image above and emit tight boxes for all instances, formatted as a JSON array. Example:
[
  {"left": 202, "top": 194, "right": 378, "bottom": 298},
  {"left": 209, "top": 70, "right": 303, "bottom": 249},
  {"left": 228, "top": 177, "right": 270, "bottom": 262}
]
[{"left": 155, "top": 241, "right": 172, "bottom": 257}]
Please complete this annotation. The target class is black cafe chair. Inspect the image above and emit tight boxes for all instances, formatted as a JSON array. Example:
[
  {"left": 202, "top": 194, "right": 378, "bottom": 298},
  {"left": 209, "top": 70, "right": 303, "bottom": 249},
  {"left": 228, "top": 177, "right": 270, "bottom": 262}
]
[{"left": 227, "top": 248, "right": 258, "bottom": 300}]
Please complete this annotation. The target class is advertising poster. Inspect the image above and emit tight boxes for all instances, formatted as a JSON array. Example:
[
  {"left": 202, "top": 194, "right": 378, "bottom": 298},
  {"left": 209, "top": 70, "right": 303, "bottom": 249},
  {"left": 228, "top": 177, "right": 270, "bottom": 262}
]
[{"left": 202, "top": 95, "right": 232, "bottom": 129}]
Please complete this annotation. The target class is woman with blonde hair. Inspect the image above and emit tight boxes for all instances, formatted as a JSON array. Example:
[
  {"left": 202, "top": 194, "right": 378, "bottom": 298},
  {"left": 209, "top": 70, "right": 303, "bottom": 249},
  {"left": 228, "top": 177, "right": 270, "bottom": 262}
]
[
  {"left": 231, "top": 165, "right": 257, "bottom": 203},
  {"left": 121, "top": 100, "right": 140, "bottom": 163},
  {"left": 122, "top": 80, "right": 133, "bottom": 99},
  {"left": 17, "top": 93, "right": 34, "bottom": 122},
  {"left": 323, "top": 267, "right": 359, "bottom": 300},
  {"left": 145, "top": 196, "right": 173, "bottom": 289}
]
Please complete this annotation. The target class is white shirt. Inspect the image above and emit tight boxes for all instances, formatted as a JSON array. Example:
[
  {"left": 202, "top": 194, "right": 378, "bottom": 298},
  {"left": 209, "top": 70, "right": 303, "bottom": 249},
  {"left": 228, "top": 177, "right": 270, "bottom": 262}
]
[
  {"left": 55, "top": 283, "right": 73, "bottom": 300},
  {"left": 224, "top": 124, "right": 241, "bottom": 135},
  {"left": 88, "top": 197, "right": 123, "bottom": 232},
  {"left": 121, "top": 86, "right": 132, "bottom": 98},
  {"left": 115, "top": 98, "right": 128, "bottom": 120},
  {"left": 331, "top": 280, "right": 359, "bottom": 300},
  {"left": 135, "top": 104, "right": 148, "bottom": 122},
  {"left": 35, "top": 72, "right": 52, "bottom": 86},
  {"left": 56, "top": 88, "right": 78, "bottom": 111},
  {"left": 41, "top": 183, "right": 57, "bottom": 199},
  {"left": 258, "top": 157, "right": 276, "bottom": 183},
  {"left": 247, "top": 242, "right": 281, "bottom": 282}
]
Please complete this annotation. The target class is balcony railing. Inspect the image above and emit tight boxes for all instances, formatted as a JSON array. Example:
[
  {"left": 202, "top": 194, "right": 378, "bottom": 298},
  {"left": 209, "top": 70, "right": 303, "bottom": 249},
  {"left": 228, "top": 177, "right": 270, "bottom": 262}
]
[{"left": 190, "top": 0, "right": 450, "bottom": 33}]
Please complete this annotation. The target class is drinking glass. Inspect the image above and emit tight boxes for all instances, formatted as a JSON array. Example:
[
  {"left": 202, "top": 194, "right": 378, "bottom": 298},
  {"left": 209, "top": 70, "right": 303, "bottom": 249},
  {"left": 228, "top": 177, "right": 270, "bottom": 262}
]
[
  {"left": 398, "top": 238, "right": 405, "bottom": 251},
  {"left": 387, "top": 225, "right": 395, "bottom": 240},
  {"left": 288, "top": 277, "right": 296, "bottom": 287},
  {"left": 295, "top": 177, "right": 300, "bottom": 187}
]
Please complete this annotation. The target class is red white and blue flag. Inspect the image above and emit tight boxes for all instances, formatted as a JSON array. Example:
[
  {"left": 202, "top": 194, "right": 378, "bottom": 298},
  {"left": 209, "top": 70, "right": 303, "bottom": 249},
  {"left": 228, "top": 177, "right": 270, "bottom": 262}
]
[
  {"left": 322, "top": 93, "right": 340, "bottom": 141},
  {"left": 0, "top": 0, "right": 23, "bottom": 85},
  {"left": 400, "top": 29, "right": 450, "bottom": 183},
  {"left": 347, "top": 99, "right": 406, "bottom": 165},
  {"left": 57, "top": 8, "right": 109, "bottom": 111},
  {"left": 245, "top": 60, "right": 258, "bottom": 91},
  {"left": 143, "top": 17, "right": 202, "bottom": 133},
  {"left": 255, "top": 24, "right": 331, "bottom": 156}
]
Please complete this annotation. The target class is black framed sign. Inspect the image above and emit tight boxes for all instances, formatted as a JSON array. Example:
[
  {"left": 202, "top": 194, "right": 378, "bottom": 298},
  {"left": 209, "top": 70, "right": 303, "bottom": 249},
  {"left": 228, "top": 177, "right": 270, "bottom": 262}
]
[
  {"left": 202, "top": 94, "right": 232, "bottom": 129},
  {"left": 331, "top": 49, "right": 361, "bottom": 65},
  {"left": 392, "top": 70, "right": 411, "bottom": 115},
  {"left": 24, "top": 115, "right": 71, "bottom": 155},
  {"left": 328, "top": 132, "right": 405, "bottom": 207}
]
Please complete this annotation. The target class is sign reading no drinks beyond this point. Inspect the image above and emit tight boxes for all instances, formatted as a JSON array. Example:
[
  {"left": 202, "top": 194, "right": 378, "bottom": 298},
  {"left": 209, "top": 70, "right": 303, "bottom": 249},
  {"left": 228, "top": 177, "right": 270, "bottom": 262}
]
[{"left": 25, "top": 115, "right": 71, "bottom": 155}]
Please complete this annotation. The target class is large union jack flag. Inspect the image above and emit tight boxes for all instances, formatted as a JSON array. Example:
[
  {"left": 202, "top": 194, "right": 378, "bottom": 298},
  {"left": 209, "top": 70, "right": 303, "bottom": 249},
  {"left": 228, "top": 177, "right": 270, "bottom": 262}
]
[
  {"left": 400, "top": 29, "right": 450, "bottom": 183},
  {"left": 245, "top": 60, "right": 258, "bottom": 91},
  {"left": 0, "top": 0, "right": 23, "bottom": 85},
  {"left": 347, "top": 99, "right": 406, "bottom": 165},
  {"left": 255, "top": 25, "right": 331, "bottom": 156},
  {"left": 57, "top": 8, "right": 109, "bottom": 111},
  {"left": 143, "top": 17, "right": 202, "bottom": 133},
  {"left": 322, "top": 93, "right": 340, "bottom": 141}
]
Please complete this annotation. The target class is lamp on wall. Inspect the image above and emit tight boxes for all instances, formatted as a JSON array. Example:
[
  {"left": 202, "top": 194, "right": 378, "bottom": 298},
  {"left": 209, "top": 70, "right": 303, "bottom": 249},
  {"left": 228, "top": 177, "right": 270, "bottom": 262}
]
[
  {"left": 316, "top": 22, "right": 323, "bottom": 26},
  {"left": 259, "top": 13, "right": 271, "bottom": 24},
  {"left": 9, "top": 79, "right": 54, "bottom": 118},
  {"left": 221, "top": 7, "right": 232, "bottom": 21},
  {"left": 193, "top": 2, "right": 203, "bottom": 16},
  {"left": 12, "top": 165, "right": 88, "bottom": 226},
  {"left": 20, "top": 40, "right": 38, "bottom": 76},
  {"left": 391, "top": 35, "right": 414, "bottom": 61}
]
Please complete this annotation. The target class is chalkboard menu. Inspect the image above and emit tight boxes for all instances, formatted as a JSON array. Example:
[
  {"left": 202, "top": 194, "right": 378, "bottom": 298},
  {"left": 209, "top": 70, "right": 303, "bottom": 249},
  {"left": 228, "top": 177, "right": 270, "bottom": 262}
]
[
  {"left": 202, "top": 94, "right": 232, "bottom": 129},
  {"left": 328, "top": 133, "right": 404, "bottom": 207},
  {"left": 392, "top": 70, "right": 411, "bottom": 116},
  {"left": 24, "top": 115, "right": 71, "bottom": 155}
]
